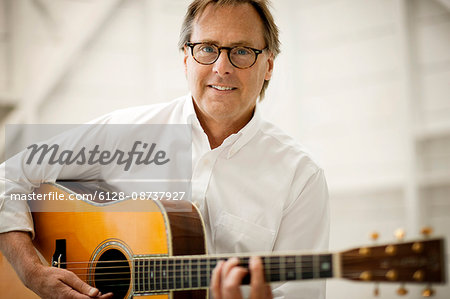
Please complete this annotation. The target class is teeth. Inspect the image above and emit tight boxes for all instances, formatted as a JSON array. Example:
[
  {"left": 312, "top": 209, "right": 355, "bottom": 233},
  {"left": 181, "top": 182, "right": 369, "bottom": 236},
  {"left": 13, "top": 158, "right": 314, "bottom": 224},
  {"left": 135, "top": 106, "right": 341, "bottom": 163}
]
[{"left": 211, "top": 85, "right": 234, "bottom": 91}]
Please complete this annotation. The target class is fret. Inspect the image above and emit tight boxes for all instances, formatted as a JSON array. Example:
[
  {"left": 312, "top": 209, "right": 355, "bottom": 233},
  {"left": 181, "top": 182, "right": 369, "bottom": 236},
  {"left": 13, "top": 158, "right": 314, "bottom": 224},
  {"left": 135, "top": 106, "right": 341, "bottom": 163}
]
[
  {"left": 313, "top": 255, "right": 319, "bottom": 279},
  {"left": 286, "top": 256, "right": 296, "bottom": 280},
  {"left": 168, "top": 259, "right": 175, "bottom": 290},
  {"left": 137, "top": 259, "right": 142, "bottom": 293},
  {"left": 133, "top": 259, "right": 138, "bottom": 293},
  {"left": 208, "top": 258, "right": 217, "bottom": 286},
  {"left": 150, "top": 259, "right": 154, "bottom": 291},
  {"left": 175, "top": 259, "right": 182, "bottom": 289},
  {"left": 302, "top": 255, "right": 313, "bottom": 279},
  {"left": 150, "top": 260, "right": 156, "bottom": 290},
  {"left": 145, "top": 259, "right": 151, "bottom": 291},
  {"left": 319, "top": 254, "right": 333, "bottom": 278},
  {"left": 280, "top": 256, "right": 286, "bottom": 281},
  {"left": 191, "top": 258, "right": 198, "bottom": 288},
  {"left": 142, "top": 259, "right": 148, "bottom": 292},
  {"left": 269, "top": 256, "right": 280, "bottom": 282},
  {"left": 206, "top": 258, "right": 214, "bottom": 286},
  {"left": 189, "top": 259, "right": 192, "bottom": 288},
  {"left": 295, "top": 255, "right": 302, "bottom": 280},
  {"left": 140, "top": 258, "right": 144, "bottom": 292},
  {"left": 200, "top": 258, "right": 208, "bottom": 287},
  {"left": 155, "top": 259, "right": 161, "bottom": 291},
  {"left": 183, "top": 259, "right": 190, "bottom": 288},
  {"left": 264, "top": 256, "right": 271, "bottom": 282},
  {"left": 162, "top": 260, "right": 167, "bottom": 290}
]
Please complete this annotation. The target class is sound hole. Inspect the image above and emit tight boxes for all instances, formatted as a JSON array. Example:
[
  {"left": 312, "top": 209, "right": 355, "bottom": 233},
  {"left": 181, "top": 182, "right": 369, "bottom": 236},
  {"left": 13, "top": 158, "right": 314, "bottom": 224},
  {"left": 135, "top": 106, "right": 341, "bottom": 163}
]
[{"left": 94, "top": 248, "right": 130, "bottom": 298}]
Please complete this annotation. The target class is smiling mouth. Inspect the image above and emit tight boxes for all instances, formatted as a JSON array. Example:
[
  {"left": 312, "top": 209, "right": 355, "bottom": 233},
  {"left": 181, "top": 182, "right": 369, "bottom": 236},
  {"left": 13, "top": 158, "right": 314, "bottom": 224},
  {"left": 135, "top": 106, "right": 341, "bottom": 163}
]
[{"left": 209, "top": 85, "right": 237, "bottom": 91}]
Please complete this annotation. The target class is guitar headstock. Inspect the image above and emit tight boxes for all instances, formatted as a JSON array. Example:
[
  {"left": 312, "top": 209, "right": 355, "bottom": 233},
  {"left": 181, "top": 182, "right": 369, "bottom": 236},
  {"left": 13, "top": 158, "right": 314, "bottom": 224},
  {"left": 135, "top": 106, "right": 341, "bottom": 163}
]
[{"left": 340, "top": 238, "right": 446, "bottom": 284}]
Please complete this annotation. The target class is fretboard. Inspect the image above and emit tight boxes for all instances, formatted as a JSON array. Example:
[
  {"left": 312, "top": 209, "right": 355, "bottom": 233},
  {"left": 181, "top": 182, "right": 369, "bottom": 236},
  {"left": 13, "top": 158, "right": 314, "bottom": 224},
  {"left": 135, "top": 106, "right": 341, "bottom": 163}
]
[{"left": 133, "top": 254, "right": 333, "bottom": 294}]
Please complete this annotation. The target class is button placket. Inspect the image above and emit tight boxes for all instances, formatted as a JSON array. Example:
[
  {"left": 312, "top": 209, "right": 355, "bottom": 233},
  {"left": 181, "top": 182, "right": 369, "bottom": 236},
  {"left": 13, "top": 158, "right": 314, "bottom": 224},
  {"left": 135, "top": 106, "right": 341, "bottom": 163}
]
[{"left": 191, "top": 150, "right": 219, "bottom": 210}]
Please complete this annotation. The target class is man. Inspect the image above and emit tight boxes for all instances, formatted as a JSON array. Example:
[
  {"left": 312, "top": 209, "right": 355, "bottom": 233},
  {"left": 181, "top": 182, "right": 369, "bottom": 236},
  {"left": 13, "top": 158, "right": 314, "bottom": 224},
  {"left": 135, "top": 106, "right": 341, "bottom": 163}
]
[{"left": 0, "top": 0, "right": 329, "bottom": 298}]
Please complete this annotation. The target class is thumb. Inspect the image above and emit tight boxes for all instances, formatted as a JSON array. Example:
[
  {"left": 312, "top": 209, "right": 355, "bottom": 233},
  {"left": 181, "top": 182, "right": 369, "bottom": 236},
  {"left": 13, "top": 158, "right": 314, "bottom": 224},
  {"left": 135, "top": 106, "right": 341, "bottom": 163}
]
[{"left": 61, "top": 270, "right": 100, "bottom": 297}]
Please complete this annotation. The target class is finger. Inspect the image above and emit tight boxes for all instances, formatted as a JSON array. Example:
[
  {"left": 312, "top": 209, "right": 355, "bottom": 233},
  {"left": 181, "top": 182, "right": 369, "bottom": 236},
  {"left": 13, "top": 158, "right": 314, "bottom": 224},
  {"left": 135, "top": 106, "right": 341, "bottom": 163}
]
[
  {"left": 64, "top": 288, "right": 93, "bottom": 299},
  {"left": 60, "top": 270, "right": 100, "bottom": 297},
  {"left": 265, "top": 284, "right": 273, "bottom": 299},
  {"left": 221, "top": 266, "right": 247, "bottom": 299},
  {"left": 211, "top": 260, "right": 225, "bottom": 299},
  {"left": 98, "top": 292, "right": 114, "bottom": 299},
  {"left": 221, "top": 257, "right": 240, "bottom": 279},
  {"left": 249, "top": 256, "right": 271, "bottom": 299}
]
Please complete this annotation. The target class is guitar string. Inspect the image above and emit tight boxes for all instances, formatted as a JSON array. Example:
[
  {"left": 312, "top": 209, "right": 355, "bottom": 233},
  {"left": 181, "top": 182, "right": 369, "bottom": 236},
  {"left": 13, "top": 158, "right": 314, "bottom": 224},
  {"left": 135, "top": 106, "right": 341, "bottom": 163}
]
[
  {"left": 65, "top": 261, "right": 321, "bottom": 271},
  {"left": 65, "top": 270, "right": 410, "bottom": 291},
  {"left": 56, "top": 254, "right": 431, "bottom": 265},
  {"left": 66, "top": 267, "right": 322, "bottom": 276},
  {"left": 66, "top": 259, "right": 327, "bottom": 274},
  {"left": 65, "top": 261, "right": 321, "bottom": 269},
  {"left": 61, "top": 257, "right": 343, "bottom": 275},
  {"left": 55, "top": 256, "right": 325, "bottom": 265},
  {"left": 66, "top": 266, "right": 322, "bottom": 277},
  {"left": 69, "top": 271, "right": 394, "bottom": 290}
]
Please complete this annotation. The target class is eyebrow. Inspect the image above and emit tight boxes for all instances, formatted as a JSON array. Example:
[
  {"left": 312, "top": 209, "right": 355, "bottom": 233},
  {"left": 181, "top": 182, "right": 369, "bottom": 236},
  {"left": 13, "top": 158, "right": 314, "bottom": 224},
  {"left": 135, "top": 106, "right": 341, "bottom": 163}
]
[{"left": 197, "top": 39, "right": 255, "bottom": 47}]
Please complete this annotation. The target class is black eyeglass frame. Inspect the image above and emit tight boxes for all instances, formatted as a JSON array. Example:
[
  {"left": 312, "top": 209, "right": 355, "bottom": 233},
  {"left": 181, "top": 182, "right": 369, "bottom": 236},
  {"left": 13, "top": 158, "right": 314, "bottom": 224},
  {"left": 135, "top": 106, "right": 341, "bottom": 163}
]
[{"left": 185, "top": 42, "right": 267, "bottom": 69}]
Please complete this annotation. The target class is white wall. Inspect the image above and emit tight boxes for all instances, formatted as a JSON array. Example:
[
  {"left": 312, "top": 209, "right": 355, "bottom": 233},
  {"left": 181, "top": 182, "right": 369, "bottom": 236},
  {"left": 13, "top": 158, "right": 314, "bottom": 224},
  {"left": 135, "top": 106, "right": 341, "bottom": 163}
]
[{"left": 0, "top": 0, "right": 449, "bottom": 298}]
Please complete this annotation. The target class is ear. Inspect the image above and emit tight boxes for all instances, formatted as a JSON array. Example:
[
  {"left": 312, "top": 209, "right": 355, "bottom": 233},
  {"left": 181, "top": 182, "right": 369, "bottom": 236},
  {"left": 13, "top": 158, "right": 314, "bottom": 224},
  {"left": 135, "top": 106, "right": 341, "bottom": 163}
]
[
  {"left": 183, "top": 46, "right": 189, "bottom": 75},
  {"left": 264, "top": 52, "right": 274, "bottom": 81}
]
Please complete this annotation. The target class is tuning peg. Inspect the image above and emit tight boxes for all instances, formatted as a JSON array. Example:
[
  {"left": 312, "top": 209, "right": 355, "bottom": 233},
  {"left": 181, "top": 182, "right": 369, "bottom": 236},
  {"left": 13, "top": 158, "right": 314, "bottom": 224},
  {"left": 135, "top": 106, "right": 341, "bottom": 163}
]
[
  {"left": 360, "top": 271, "right": 372, "bottom": 281},
  {"left": 373, "top": 283, "right": 379, "bottom": 297},
  {"left": 412, "top": 242, "right": 424, "bottom": 253},
  {"left": 370, "top": 232, "right": 379, "bottom": 242},
  {"left": 421, "top": 227, "right": 433, "bottom": 238},
  {"left": 397, "top": 285, "right": 408, "bottom": 296},
  {"left": 413, "top": 270, "right": 425, "bottom": 281},
  {"left": 394, "top": 228, "right": 406, "bottom": 241},
  {"left": 422, "top": 285, "right": 435, "bottom": 297}
]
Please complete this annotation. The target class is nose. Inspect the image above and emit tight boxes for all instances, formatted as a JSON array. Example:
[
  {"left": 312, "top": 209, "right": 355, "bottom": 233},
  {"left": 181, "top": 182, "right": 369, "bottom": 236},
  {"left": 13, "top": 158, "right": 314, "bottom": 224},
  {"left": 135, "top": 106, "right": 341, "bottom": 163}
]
[{"left": 212, "top": 50, "right": 234, "bottom": 76}]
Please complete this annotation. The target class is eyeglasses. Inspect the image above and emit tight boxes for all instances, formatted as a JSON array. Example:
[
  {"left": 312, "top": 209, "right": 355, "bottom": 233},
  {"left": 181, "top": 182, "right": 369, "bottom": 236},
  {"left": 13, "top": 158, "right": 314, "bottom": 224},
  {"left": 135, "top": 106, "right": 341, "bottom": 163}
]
[{"left": 185, "top": 42, "right": 266, "bottom": 69}]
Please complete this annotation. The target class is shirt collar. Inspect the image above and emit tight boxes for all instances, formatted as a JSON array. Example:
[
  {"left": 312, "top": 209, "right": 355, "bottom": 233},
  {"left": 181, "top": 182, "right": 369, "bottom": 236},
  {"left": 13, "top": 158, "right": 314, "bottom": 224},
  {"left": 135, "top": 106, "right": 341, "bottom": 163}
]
[
  {"left": 182, "top": 93, "right": 199, "bottom": 126},
  {"left": 182, "top": 94, "right": 262, "bottom": 158},
  {"left": 225, "top": 101, "right": 261, "bottom": 159}
]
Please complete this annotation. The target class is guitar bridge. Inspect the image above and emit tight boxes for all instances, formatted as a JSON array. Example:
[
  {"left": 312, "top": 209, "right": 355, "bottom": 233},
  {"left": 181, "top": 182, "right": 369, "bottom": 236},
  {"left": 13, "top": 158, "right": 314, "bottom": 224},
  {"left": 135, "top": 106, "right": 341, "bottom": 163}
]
[{"left": 51, "top": 239, "right": 66, "bottom": 269}]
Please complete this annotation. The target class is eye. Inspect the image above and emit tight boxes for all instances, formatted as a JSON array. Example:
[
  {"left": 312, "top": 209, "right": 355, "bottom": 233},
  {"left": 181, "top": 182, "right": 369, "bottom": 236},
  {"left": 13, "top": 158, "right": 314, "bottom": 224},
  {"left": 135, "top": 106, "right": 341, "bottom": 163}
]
[
  {"left": 235, "top": 48, "right": 251, "bottom": 55},
  {"left": 200, "top": 45, "right": 217, "bottom": 53}
]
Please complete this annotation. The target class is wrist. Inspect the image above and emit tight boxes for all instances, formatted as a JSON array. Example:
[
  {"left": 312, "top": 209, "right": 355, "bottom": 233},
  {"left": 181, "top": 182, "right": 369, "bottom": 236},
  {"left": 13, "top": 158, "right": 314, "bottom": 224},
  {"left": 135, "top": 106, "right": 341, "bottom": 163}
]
[{"left": 21, "top": 260, "right": 45, "bottom": 290}]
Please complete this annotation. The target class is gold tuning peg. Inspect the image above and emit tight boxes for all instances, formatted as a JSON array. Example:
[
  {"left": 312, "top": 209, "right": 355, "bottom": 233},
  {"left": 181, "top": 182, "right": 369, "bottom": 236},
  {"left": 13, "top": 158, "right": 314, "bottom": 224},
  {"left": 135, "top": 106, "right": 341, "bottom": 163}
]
[
  {"left": 421, "top": 227, "right": 433, "bottom": 238},
  {"left": 422, "top": 285, "right": 435, "bottom": 297},
  {"left": 397, "top": 285, "right": 408, "bottom": 296},
  {"left": 394, "top": 228, "right": 406, "bottom": 241},
  {"left": 370, "top": 232, "right": 379, "bottom": 242},
  {"left": 373, "top": 283, "right": 379, "bottom": 297}
]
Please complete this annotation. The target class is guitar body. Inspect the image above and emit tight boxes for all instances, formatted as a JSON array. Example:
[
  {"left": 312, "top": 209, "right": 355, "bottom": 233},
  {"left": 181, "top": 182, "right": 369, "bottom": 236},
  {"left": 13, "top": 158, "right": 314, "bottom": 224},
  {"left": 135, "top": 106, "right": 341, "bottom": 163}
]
[{"left": 1, "top": 182, "right": 207, "bottom": 299}]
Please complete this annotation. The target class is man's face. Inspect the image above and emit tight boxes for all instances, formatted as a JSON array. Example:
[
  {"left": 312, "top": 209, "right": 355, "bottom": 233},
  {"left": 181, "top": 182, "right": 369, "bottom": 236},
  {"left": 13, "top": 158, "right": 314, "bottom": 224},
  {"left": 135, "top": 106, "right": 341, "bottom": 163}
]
[{"left": 184, "top": 3, "right": 273, "bottom": 125}]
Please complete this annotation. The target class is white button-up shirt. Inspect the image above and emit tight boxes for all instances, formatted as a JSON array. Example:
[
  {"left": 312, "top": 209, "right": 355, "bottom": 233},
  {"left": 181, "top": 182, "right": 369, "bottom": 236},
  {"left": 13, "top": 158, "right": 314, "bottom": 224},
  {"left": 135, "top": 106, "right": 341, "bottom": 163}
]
[{"left": 0, "top": 95, "right": 329, "bottom": 298}]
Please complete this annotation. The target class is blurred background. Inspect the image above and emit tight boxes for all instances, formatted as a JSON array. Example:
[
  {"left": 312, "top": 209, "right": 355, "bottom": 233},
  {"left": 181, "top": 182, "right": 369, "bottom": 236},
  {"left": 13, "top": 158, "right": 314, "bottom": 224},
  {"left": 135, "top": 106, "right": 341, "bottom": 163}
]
[{"left": 0, "top": 0, "right": 449, "bottom": 298}]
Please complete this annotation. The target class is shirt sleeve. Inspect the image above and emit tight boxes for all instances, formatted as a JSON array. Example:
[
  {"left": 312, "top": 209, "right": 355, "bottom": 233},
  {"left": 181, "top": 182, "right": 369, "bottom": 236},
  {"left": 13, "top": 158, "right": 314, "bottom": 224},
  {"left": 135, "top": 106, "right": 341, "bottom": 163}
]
[
  {"left": 0, "top": 176, "right": 34, "bottom": 237},
  {"left": 271, "top": 168, "right": 330, "bottom": 299},
  {"left": 0, "top": 124, "right": 107, "bottom": 238}
]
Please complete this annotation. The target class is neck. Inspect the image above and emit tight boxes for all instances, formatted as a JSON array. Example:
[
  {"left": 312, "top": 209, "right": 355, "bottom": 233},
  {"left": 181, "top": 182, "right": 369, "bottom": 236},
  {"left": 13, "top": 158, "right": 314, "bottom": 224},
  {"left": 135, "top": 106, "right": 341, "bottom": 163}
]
[
  {"left": 193, "top": 104, "right": 255, "bottom": 150},
  {"left": 132, "top": 253, "right": 334, "bottom": 294}
]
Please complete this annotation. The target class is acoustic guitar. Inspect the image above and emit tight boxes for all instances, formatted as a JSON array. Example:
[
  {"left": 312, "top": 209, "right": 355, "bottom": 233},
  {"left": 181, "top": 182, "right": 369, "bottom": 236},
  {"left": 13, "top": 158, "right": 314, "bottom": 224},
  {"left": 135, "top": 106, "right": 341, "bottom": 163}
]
[{"left": 0, "top": 182, "right": 446, "bottom": 299}]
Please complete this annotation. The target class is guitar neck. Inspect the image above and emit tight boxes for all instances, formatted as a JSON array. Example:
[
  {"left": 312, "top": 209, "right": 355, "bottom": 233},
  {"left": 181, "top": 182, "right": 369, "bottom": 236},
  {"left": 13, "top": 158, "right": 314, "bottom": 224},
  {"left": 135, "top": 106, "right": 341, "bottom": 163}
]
[{"left": 132, "top": 253, "right": 334, "bottom": 293}]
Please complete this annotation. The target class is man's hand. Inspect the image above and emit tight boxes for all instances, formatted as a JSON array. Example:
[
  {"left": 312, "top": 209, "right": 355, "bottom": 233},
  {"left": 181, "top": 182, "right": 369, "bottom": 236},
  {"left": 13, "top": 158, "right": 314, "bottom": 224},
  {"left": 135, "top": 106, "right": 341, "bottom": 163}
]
[
  {"left": 0, "top": 231, "right": 112, "bottom": 299},
  {"left": 211, "top": 256, "right": 273, "bottom": 299},
  {"left": 26, "top": 264, "right": 113, "bottom": 299}
]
